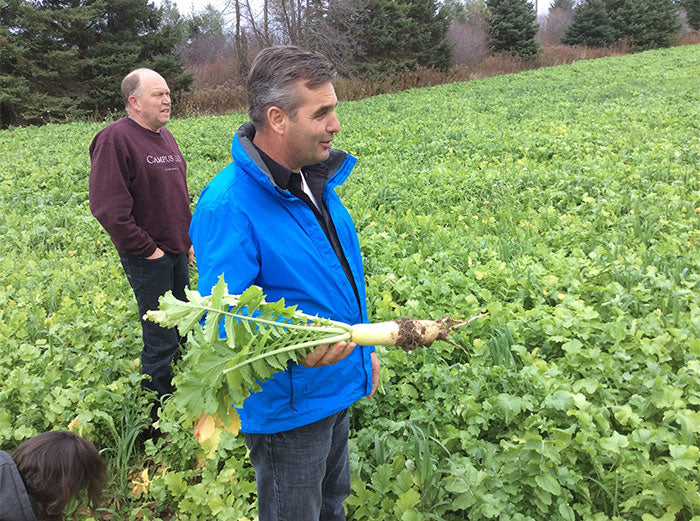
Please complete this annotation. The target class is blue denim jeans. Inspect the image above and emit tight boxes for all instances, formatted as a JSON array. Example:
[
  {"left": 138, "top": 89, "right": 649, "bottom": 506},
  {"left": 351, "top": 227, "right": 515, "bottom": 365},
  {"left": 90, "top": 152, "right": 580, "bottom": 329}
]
[
  {"left": 119, "top": 252, "right": 189, "bottom": 399},
  {"left": 244, "top": 409, "right": 351, "bottom": 521}
]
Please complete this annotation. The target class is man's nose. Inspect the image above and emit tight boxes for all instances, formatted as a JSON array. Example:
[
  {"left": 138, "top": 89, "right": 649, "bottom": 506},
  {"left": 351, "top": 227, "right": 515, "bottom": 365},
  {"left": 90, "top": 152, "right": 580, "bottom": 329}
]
[{"left": 327, "top": 112, "right": 340, "bottom": 133}]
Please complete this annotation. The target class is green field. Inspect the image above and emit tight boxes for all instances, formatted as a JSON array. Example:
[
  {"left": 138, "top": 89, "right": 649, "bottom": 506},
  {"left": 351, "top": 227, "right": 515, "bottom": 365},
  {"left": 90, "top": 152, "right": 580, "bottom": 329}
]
[{"left": 1, "top": 45, "right": 699, "bottom": 520}]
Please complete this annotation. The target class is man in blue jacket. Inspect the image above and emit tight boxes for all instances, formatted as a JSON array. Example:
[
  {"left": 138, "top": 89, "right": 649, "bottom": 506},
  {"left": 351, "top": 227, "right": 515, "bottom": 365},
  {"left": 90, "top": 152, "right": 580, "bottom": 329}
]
[{"left": 189, "top": 45, "right": 380, "bottom": 521}]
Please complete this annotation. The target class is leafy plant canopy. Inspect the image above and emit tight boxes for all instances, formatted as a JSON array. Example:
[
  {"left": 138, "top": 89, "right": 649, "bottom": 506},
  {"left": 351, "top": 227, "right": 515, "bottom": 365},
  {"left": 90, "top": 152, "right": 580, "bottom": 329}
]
[{"left": 0, "top": 45, "right": 698, "bottom": 520}]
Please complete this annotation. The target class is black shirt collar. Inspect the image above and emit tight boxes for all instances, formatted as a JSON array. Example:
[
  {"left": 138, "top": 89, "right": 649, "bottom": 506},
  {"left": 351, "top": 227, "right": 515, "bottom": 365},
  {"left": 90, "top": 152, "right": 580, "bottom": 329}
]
[
  {"left": 251, "top": 142, "right": 296, "bottom": 190},
  {"left": 250, "top": 141, "right": 330, "bottom": 190}
]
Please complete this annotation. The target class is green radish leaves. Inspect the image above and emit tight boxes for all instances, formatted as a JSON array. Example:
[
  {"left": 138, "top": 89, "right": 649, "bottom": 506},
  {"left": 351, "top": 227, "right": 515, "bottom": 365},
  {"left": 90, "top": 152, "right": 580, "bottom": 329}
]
[{"left": 145, "top": 276, "right": 352, "bottom": 422}]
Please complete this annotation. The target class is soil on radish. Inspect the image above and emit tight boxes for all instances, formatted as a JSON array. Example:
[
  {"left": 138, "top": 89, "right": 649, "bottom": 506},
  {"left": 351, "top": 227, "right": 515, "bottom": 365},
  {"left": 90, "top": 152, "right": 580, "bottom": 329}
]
[
  {"left": 394, "top": 316, "right": 485, "bottom": 351},
  {"left": 395, "top": 318, "right": 434, "bottom": 351}
]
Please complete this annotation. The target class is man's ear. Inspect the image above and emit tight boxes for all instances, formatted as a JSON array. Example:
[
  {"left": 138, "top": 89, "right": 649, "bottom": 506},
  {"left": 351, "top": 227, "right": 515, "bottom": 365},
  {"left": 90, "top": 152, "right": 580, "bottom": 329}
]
[
  {"left": 128, "top": 95, "right": 140, "bottom": 113},
  {"left": 266, "top": 106, "right": 287, "bottom": 135}
]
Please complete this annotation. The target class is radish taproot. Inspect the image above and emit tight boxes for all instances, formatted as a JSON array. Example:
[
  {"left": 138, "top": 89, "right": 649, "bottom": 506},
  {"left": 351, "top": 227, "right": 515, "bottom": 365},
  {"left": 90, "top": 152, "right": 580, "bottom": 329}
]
[
  {"left": 144, "top": 275, "right": 486, "bottom": 436},
  {"left": 351, "top": 316, "right": 486, "bottom": 351}
]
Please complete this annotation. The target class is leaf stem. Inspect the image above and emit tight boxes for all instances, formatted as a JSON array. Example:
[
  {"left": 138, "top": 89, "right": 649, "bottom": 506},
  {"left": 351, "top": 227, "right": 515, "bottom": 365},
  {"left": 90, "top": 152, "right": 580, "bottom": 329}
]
[
  {"left": 222, "top": 332, "right": 352, "bottom": 374},
  {"left": 224, "top": 310, "right": 349, "bottom": 334},
  {"left": 181, "top": 302, "right": 351, "bottom": 334}
]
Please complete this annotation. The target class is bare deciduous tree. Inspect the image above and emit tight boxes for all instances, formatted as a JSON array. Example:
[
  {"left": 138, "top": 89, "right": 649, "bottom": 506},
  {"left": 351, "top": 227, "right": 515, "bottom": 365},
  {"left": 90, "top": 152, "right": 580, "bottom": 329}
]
[
  {"left": 448, "top": 20, "right": 489, "bottom": 66},
  {"left": 239, "top": 0, "right": 275, "bottom": 49},
  {"left": 274, "top": 0, "right": 305, "bottom": 44},
  {"left": 299, "top": 0, "right": 361, "bottom": 74},
  {"left": 536, "top": 7, "right": 574, "bottom": 44}
]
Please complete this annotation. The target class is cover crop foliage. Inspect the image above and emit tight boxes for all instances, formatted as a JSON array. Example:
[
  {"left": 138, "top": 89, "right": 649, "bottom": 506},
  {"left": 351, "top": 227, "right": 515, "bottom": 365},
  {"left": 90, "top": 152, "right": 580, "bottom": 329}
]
[{"left": 1, "top": 45, "right": 699, "bottom": 520}]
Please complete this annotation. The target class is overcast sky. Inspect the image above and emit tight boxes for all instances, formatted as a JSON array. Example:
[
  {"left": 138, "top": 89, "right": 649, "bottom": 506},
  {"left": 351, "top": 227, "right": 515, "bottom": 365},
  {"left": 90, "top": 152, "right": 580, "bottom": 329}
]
[
  {"left": 156, "top": 0, "right": 229, "bottom": 16},
  {"left": 155, "top": 0, "right": 554, "bottom": 18}
]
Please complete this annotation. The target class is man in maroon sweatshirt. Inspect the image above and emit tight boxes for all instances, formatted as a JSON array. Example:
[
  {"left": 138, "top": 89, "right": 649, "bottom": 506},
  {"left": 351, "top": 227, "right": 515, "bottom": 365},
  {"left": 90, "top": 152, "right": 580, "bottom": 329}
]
[{"left": 88, "top": 68, "right": 193, "bottom": 415}]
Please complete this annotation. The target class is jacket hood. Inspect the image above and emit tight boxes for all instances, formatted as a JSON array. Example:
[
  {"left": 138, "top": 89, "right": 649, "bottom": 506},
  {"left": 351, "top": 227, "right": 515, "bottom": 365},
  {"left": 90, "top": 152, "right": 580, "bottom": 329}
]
[
  {"left": 0, "top": 451, "right": 37, "bottom": 521},
  {"left": 233, "top": 122, "right": 352, "bottom": 190}
]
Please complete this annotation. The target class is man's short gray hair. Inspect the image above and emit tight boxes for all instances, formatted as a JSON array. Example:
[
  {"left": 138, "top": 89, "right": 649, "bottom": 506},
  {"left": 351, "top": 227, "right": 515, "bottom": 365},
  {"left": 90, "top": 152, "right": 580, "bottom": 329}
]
[{"left": 247, "top": 46, "right": 337, "bottom": 129}]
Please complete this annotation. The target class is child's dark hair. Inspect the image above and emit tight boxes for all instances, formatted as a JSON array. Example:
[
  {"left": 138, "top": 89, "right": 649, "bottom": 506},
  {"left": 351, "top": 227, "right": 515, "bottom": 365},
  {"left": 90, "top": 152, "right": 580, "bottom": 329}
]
[{"left": 11, "top": 430, "right": 106, "bottom": 521}]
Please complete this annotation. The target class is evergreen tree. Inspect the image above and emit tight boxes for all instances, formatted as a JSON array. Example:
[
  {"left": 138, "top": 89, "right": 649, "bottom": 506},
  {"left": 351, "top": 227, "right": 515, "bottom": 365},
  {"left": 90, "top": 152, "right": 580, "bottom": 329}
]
[
  {"left": 562, "top": 0, "right": 617, "bottom": 47},
  {"left": 82, "top": 0, "right": 191, "bottom": 114},
  {"left": 181, "top": 4, "right": 229, "bottom": 66},
  {"left": 551, "top": 0, "right": 576, "bottom": 11},
  {"left": 486, "top": 0, "right": 539, "bottom": 57},
  {"left": 0, "top": 0, "right": 190, "bottom": 128},
  {"left": 186, "top": 4, "right": 226, "bottom": 38},
  {"left": 1, "top": 1, "right": 30, "bottom": 126},
  {"left": 605, "top": 0, "right": 680, "bottom": 50},
  {"left": 561, "top": 0, "right": 681, "bottom": 50},
  {"left": 1, "top": 1, "right": 95, "bottom": 126},
  {"left": 354, "top": 0, "right": 452, "bottom": 76},
  {"left": 442, "top": 0, "right": 488, "bottom": 25},
  {"left": 441, "top": 0, "right": 470, "bottom": 23},
  {"left": 680, "top": 0, "right": 700, "bottom": 29}
]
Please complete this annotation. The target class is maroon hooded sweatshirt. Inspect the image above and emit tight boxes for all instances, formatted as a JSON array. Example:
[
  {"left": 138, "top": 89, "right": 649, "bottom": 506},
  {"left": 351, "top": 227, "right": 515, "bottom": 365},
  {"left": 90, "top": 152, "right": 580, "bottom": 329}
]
[{"left": 89, "top": 117, "right": 192, "bottom": 257}]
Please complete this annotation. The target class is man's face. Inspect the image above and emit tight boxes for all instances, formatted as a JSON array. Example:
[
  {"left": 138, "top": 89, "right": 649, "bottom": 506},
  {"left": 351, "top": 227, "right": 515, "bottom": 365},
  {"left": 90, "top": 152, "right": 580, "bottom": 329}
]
[
  {"left": 129, "top": 72, "right": 171, "bottom": 132},
  {"left": 282, "top": 80, "right": 340, "bottom": 171}
]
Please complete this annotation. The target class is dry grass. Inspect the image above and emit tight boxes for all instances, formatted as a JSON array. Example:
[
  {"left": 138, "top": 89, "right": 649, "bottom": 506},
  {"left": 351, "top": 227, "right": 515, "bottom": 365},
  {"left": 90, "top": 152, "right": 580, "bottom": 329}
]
[
  {"left": 536, "top": 42, "right": 630, "bottom": 66},
  {"left": 178, "top": 85, "right": 248, "bottom": 117},
  {"left": 673, "top": 30, "right": 700, "bottom": 46},
  {"left": 334, "top": 66, "right": 468, "bottom": 99},
  {"left": 335, "top": 42, "right": 631, "bottom": 98},
  {"left": 176, "top": 38, "right": 697, "bottom": 117},
  {"left": 176, "top": 54, "right": 248, "bottom": 117}
]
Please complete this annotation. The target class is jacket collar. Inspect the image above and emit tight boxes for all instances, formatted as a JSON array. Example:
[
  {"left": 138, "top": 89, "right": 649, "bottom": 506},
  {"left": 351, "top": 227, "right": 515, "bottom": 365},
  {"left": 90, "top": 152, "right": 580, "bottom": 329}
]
[{"left": 233, "top": 122, "right": 351, "bottom": 191}]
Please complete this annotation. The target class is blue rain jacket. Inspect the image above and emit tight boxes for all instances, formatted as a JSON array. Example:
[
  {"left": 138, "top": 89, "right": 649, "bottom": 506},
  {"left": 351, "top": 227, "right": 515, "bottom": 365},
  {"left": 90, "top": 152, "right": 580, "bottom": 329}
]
[{"left": 190, "top": 123, "right": 375, "bottom": 434}]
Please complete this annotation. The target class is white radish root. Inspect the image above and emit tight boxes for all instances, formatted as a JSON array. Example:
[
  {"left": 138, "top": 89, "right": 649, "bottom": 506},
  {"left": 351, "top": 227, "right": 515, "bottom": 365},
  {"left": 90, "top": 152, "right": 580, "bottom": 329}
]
[{"left": 351, "top": 314, "right": 488, "bottom": 352}]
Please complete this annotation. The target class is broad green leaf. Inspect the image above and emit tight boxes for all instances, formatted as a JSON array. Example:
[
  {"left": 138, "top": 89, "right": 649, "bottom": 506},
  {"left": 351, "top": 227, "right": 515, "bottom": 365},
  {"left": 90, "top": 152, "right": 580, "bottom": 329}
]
[
  {"left": 203, "top": 310, "right": 223, "bottom": 345},
  {"left": 668, "top": 444, "right": 699, "bottom": 471},
  {"left": 492, "top": 393, "right": 528, "bottom": 423},
  {"left": 535, "top": 469, "right": 561, "bottom": 496},
  {"left": 162, "top": 471, "right": 188, "bottom": 497},
  {"left": 401, "top": 510, "right": 422, "bottom": 521},
  {"left": 391, "top": 469, "right": 414, "bottom": 496},
  {"left": 558, "top": 502, "right": 575, "bottom": 521},
  {"left": 599, "top": 432, "right": 629, "bottom": 453},
  {"left": 394, "top": 488, "right": 420, "bottom": 514},
  {"left": 642, "top": 512, "right": 678, "bottom": 521},
  {"left": 613, "top": 405, "right": 641, "bottom": 427},
  {"left": 399, "top": 382, "right": 418, "bottom": 399},
  {"left": 370, "top": 463, "right": 393, "bottom": 494},
  {"left": 573, "top": 376, "right": 599, "bottom": 397},
  {"left": 544, "top": 390, "right": 574, "bottom": 411},
  {"left": 562, "top": 339, "right": 583, "bottom": 354},
  {"left": 676, "top": 409, "right": 700, "bottom": 434}
]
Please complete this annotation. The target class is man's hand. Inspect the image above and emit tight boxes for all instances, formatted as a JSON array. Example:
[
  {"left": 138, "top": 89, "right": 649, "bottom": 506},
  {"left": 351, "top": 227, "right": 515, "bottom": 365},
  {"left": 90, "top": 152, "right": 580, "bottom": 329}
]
[
  {"left": 368, "top": 352, "right": 381, "bottom": 398},
  {"left": 146, "top": 247, "right": 165, "bottom": 259},
  {"left": 299, "top": 341, "right": 356, "bottom": 368},
  {"left": 188, "top": 245, "right": 195, "bottom": 265}
]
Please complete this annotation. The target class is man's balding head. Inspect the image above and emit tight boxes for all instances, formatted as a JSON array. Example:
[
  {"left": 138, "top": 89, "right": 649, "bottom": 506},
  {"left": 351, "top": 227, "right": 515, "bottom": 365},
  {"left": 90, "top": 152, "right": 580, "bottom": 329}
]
[{"left": 121, "top": 68, "right": 164, "bottom": 113}]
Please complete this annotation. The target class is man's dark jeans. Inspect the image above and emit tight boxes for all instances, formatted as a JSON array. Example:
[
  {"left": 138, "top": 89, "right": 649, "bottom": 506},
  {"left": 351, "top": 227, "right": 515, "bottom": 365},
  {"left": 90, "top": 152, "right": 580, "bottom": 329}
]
[
  {"left": 119, "top": 252, "right": 189, "bottom": 399},
  {"left": 244, "top": 409, "right": 351, "bottom": 521}
]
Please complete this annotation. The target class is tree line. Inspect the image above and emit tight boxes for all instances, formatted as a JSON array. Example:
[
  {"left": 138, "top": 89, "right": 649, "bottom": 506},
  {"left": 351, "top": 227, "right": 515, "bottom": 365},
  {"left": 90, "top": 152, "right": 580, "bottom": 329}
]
[
  {"left": 1, "top": 0, "right": 698, "bottom": 128},
  {"left": 557, "top": 0, "right": 696, "bottom": 50}
]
